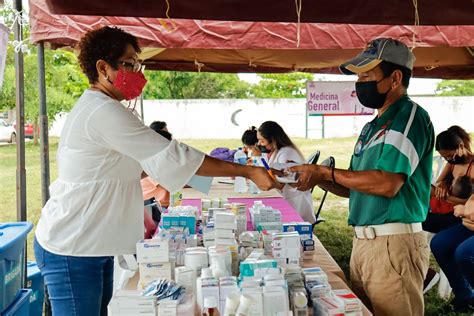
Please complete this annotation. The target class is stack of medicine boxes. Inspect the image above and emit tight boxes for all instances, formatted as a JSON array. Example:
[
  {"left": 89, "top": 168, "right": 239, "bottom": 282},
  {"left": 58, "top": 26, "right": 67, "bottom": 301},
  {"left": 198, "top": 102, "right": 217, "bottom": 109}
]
[
  {"left": 283, "top": 222, "right": 315, "bottom": 261},
  {"left": 136, "top": 238, "right": 173, "bottom": 289}
]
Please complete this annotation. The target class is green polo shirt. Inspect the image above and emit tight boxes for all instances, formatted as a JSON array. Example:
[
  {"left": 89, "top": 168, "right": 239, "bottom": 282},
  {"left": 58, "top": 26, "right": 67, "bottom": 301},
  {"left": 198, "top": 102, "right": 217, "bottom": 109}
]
[{"left": 348, "top": 95, "right": 434, "bottom": 226}]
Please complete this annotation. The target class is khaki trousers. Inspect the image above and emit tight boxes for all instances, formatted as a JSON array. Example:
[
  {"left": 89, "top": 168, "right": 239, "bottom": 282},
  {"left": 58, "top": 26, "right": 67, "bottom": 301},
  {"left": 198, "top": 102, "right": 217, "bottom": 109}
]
[{"left": 350, "top": 232, "right": 430, "bottom": 316}]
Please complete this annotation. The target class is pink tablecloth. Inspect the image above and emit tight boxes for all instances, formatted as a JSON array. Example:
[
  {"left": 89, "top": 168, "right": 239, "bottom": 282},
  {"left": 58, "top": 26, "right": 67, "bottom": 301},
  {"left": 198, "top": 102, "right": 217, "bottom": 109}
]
[{"left": 182, "top": 197, "right": 303, "bottom": 230}]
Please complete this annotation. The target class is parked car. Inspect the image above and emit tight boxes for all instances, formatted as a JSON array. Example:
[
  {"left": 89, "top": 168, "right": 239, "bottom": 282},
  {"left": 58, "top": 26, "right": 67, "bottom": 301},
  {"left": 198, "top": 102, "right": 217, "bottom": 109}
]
[
  {"left": 12, "top": 120, "right": 34, "bottom": 139},
  {"left": 0, "top": 119, "right": 16, "bottom": 143}
]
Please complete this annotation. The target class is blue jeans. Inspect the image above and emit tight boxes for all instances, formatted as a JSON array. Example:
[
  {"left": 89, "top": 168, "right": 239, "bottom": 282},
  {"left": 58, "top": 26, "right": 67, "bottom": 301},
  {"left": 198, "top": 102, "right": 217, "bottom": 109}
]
[
  {"left": 34, "top": 238, "right": 114, "bottom": 316},
  {"left": 431, "top": 224, "right": 474, "bottom": 304}
]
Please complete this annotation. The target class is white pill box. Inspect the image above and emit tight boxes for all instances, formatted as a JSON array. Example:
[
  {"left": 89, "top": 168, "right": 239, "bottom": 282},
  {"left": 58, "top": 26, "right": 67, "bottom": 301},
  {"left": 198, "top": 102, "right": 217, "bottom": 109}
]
[
  {"left": 214, "top": 211, "right": 236, "bottom": 223},
  {"left": 272, "top": 232, "right": 301, "bottom": 248},
  {"left": 136, "top": 239, "right": 170, "bottom": 263},
  {"left": 139, "top": 262, "right": 173, "bottom": 285}
]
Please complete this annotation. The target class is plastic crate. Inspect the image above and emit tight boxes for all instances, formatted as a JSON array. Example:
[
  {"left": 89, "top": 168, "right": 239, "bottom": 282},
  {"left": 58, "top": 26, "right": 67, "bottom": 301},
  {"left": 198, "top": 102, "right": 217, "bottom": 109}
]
[
  {"left": 26, "top": 262, "right": 43, "bottom": 316},
  {"left": 2, "top": 289, "right": 32, "bottom": 316},
  {"left": 0, "top": 223, "right": 33, "bottom": 312}
]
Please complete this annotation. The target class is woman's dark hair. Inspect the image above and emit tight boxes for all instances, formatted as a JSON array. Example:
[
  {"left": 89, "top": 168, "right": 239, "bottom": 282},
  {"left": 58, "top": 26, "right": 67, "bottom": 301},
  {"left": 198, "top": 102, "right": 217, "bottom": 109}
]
[
  {"left": 78, "top": 26, "right": 140, "bottom": 83},
  {"left": 241, "top": 126, "right": 258, "bottom": 146},
  {"left": 156, "top": 130, "right": 172, "bottom": 141},
  {"left": 150, "top": 121, "right": 167, "bottom": 132},
  {"left": 379, "top": 61, "right": 412, "bottom": 89},
  {"left": 149, "top": 121, "right": 172, "bottom": 140},
  {"left": 435, "top": 125, "right": 471, "bottom": 152},
  {"left": 258, "top": 121, "right": 303, "bottom": 159},
  {"left": 448, "top": 125, "right": 471, "bottom": 151}
]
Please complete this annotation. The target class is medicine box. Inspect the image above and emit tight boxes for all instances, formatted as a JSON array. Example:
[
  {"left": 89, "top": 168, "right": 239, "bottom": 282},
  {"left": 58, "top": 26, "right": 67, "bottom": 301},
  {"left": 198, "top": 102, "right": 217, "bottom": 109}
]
[{"left": 136, "top": 239, "right": 170, "bottom": 263}]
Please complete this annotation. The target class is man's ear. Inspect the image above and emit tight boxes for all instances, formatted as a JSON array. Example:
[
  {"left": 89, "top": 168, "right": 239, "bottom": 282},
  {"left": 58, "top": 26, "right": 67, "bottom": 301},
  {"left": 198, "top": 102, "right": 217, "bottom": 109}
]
[{"left": 391, "top": 69, "right": 403, "bottom": 89}]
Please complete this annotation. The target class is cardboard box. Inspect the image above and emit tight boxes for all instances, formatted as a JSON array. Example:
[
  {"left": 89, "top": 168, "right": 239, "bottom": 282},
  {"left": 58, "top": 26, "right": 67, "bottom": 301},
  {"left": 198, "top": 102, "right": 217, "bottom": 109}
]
[
  {"left": 139, "top": 262, "right": 173, "bottom": 285},
  {"left": 136, "top": 239, "right": 169, "bottom": 263}
]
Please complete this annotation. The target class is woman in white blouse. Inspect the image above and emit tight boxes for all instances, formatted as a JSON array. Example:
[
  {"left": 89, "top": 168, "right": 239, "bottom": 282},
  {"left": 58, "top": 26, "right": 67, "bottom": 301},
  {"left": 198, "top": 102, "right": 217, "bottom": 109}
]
[
  {"left": 33, "top": 27, "right": 276, "bottom": 316},
  {"left": 257, "top": 121, "right": 316, "bottom": 224}
]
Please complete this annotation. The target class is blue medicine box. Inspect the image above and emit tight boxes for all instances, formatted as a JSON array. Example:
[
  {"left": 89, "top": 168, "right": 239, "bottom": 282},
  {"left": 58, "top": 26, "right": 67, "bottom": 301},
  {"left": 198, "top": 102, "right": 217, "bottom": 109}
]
[{"left": 26, "top": 262, "right": 44, "bottom": 316}]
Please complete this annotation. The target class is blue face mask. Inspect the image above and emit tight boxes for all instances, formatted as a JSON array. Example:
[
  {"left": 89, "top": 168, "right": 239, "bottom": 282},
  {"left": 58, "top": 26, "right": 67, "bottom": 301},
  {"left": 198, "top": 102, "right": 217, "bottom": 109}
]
[{"left": 355, "top": 77, "right": 391, "bottom": 109}]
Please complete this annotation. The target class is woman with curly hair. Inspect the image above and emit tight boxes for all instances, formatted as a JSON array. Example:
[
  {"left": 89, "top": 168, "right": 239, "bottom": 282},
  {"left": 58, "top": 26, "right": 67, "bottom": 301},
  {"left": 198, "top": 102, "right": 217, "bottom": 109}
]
[{"left": 33, "top": 26, "right": 277, "bottom": 315}]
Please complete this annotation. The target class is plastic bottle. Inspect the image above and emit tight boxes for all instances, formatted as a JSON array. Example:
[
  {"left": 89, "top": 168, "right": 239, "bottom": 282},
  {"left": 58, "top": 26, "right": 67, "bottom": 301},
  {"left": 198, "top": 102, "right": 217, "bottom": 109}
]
[
  {"left": 197, "top": 267, "right": 213, "bottom": 312},
  {"left": 234, "top": 148, "right": 247, "bottom": 193},
  {"left": 248, "top": 156, "right": 261, "bottom": 194},
  {"left": 203, "top": 296, "right": 220, "bottom": 316}
]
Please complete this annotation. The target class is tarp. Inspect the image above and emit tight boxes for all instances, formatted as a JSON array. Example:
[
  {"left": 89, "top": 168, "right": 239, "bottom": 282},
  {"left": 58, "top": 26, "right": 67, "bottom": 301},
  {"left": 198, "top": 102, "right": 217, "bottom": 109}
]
[
  {"left": 42, "top": 0, "right": 474, "bottom": 26},
  {"left": 29, "top": 0, "right": 474, "bottom": 78}
]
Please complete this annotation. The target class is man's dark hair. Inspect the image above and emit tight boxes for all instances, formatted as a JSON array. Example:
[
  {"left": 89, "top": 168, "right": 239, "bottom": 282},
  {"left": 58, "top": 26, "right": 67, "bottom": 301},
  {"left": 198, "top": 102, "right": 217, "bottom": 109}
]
[
  {"left": 379, "top": 61, "right": 412, "bottom": 89},
  {"left": 150, "top": 121, "right": 167, "bottom": 133}
]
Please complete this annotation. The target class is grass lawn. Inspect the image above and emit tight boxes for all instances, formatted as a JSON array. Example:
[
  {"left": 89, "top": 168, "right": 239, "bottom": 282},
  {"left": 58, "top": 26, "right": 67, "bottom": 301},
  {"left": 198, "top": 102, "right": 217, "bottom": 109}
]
[{"left": 0, "top": 137, "right": 465, "bottom": 314}]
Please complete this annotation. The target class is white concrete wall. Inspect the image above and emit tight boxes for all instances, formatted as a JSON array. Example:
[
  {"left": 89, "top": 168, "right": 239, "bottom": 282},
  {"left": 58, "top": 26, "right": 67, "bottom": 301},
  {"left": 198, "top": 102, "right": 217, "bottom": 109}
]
[
  {"left": 50, "top": 96, "right": 474, "bottom": 139},
  {"left": 141, "top": 96, "right": 474, "bottom": 139}
]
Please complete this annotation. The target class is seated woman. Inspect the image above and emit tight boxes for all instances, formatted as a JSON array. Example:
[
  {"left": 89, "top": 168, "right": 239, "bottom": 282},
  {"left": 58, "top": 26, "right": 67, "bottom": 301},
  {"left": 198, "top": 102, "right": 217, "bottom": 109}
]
[
  {"left": 257, "top": 121, "right": 316, "bottom": 224},
  {"left": 424, "top": 125, "right": 474, "bottom": 233},
  {"left": 431, "top": 194, "right": 474, "bottom": 312},
  {"left": 141, "top": 121, "right": 172, "bottom": 208},
  {"left": 141, "top": 122, "right": 172, "bottom": 238}
]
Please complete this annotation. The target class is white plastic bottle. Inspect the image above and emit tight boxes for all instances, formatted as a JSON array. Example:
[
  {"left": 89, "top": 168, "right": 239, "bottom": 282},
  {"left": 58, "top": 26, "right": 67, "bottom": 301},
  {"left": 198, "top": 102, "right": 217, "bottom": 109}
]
[
  {"left": 248, "top": 156, "right": 261, "bottom": 194},
  {"left": 234, "top": 148, "right": 247, "bottom": 193},
  {"left": 197, "top": 267, "right": 213, "bottom": 313}
]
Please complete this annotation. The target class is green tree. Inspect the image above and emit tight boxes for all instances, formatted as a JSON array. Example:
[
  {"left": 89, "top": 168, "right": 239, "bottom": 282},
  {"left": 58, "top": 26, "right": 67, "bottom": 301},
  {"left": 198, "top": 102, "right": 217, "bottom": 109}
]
[
  {"left": 0, "top": 47, "right": 88, "bottom": 143},
  {"left": 0, "top": 5, "right": 88, "bottom": 143},
  {"left": 143, "top": 71, "right": 250, "bottom": 99},
  {"left": 251, "top": 73, "right": 314, "bottom": 98},
  {"left": 436, "top": 80, "right": 474, "bottom": 96}
]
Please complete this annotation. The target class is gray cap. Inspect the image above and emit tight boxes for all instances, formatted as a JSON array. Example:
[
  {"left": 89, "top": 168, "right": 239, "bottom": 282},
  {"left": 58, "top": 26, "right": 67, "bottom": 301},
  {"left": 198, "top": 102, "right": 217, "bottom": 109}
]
[{"left": 340, "top": 38, "right": 415, "bottom": 75}]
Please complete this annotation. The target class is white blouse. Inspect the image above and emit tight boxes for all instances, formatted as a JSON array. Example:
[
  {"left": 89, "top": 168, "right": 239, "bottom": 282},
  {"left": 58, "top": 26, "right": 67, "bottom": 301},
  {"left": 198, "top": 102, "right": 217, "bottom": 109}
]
[
  {"left": 269, "top": 147, "right": 316, "bottom": 224},
  {"left": 35, "top": 90, "right": 204, "bottom": 256}
]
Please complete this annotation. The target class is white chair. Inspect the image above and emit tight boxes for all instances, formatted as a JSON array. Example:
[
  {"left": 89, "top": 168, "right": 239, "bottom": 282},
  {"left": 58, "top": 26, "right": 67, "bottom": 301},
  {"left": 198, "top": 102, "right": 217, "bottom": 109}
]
[
  {"left": 427, "top": 155, "right": 452, "bottom": 299},
  {"left": 113, "top": 255, "right": 138, "bottom": 291}
]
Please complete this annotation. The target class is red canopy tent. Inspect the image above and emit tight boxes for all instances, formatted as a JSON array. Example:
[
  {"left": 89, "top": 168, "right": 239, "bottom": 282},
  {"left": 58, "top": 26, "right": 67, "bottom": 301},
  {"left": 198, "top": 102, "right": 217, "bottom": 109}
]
[
  {"left": 29, "top": 0, "right": 474, "bottom": 78},
  {"left": 43, "top": 0, "right": 474, "bottom": 26}
]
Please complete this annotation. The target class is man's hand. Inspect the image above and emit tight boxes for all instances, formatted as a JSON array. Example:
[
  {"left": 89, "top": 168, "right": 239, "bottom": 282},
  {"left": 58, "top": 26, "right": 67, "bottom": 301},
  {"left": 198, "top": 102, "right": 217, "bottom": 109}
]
[{"left": 288, "top": 164, "right": 327, "bottom": 191}]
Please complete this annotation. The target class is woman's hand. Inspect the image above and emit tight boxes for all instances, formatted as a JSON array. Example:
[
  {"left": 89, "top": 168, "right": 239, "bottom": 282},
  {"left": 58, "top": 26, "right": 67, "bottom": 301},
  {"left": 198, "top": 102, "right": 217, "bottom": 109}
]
[
  {"left": 462, "top": 218, "right": 474, "bottom": 231},
  {"left": 455, "top": 146, "right": 472, "bottom": 159},
  {"left": 247, "top": 166, "right": 283, "bottom": 191},
  {"left": 463, "top": 194, "right": 474, "bottom": 220},
  {"left": 434, "top": 182, "right": 449, "bottom": 200},
  {"left": 454, "top": 204, "right": 465, "bottom": 218}
]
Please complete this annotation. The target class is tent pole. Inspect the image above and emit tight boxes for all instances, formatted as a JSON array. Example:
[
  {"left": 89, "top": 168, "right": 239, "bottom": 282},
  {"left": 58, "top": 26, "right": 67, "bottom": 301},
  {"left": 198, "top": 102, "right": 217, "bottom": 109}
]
[
  {"left": 305, "top": 101, "right": 308, "bottom": 139},
  {"left": 140, "top": 93, "right": 145, "bottom": 123},
  {"left": 13, "top": 0, "right": 27, "bottom": 291},
  {"left": 14, "top": 0, "right": 26, "bottom": 222},
  {"left": 38, "top": 42, "right": 50, "bottom": 205}
]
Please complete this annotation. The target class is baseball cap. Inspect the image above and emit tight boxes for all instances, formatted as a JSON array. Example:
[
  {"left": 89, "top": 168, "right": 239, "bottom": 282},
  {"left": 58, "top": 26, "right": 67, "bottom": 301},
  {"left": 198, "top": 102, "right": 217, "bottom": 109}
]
[{"left": 340, "top": 38, "right": 415, "bottom": 75}]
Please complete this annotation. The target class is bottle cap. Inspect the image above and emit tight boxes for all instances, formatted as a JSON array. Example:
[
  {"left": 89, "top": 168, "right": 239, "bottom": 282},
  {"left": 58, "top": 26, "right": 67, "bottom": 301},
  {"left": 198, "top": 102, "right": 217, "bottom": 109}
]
[{"left": 201, "top": 267, "right": 213, "bottom": 278}]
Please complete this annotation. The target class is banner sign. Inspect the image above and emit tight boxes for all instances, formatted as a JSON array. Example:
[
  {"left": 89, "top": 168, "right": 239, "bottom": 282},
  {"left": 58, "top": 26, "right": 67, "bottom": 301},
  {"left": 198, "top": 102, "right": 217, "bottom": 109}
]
[
  {"left": 0, "top": 23, "right": 10, "bottom": 89},
  {"left": 306, "top": 81, "right": 374, "bottom": 116}
]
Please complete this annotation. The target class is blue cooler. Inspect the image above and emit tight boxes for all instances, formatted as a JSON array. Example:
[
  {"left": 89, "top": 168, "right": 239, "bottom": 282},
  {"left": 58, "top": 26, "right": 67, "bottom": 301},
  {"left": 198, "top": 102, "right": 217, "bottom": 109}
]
[
  {"left": 26, "top": 262, "right": 43, "bottom": 316},
  {"left": 0, "top": 222, "right": 33, "bottom": 312},
  {"left": 2, "top": 289, "right": 32, "bottom": 316}
]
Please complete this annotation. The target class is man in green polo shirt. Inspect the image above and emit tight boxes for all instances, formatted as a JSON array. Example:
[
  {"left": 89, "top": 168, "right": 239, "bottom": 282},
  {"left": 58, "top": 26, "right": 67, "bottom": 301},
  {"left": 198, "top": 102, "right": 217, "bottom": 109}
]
[{"left": 290, "top": 38, "right": 434, "bottom": 315}]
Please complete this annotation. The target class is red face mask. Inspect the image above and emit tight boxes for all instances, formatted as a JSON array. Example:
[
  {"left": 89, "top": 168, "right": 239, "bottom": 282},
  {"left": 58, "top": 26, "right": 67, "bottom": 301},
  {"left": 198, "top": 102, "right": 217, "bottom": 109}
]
[{"left": 112, "top": 68, "right": 148, "bottom": 100}]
